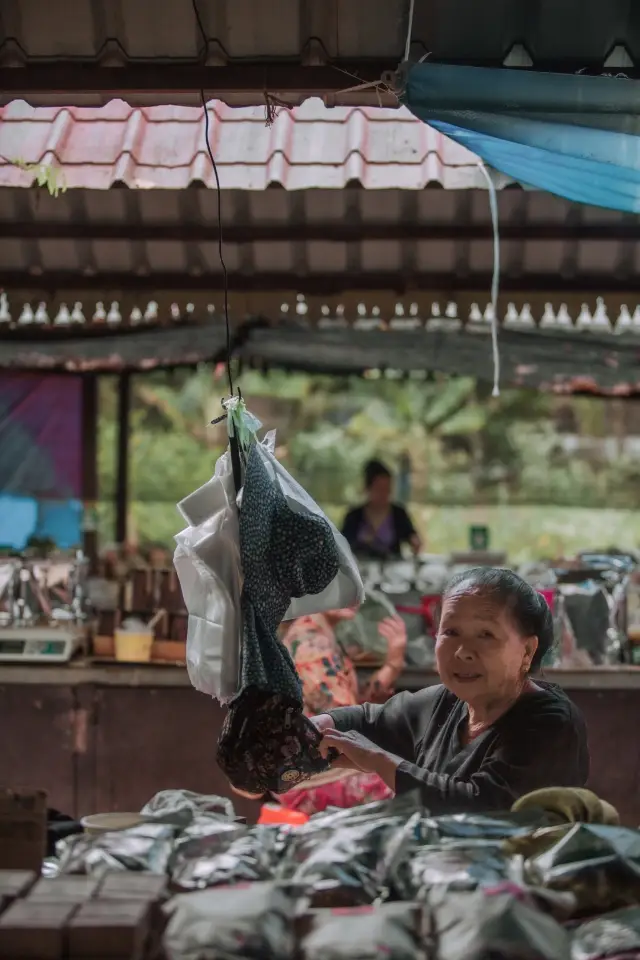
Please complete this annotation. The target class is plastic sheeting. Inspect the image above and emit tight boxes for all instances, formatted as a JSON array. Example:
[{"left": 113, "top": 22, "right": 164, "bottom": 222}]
[
  {"left": 0, "top": 373, "right": 82, "bottom": 499},
  {"left": 401, "top": 63, "right": 640, "bottom": 213},
  {"left": 0, "top": 373, "right": 83, "bottom": 549}
]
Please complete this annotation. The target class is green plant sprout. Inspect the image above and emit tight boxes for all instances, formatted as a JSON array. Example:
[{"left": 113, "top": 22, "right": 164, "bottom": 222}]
[{"left": 2, "top": 156, "right": 67, "bottom": 197}]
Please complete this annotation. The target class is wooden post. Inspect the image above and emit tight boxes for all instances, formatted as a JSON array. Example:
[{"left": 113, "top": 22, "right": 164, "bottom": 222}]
[
  {"left": 115, "top": 372, "right": 131, "bottom": 546},
  {"left": 81, "top": 375, "right": 98, "bottom": 570}
]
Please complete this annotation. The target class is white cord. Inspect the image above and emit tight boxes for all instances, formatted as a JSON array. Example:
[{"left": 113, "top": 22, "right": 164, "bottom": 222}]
[
  {"left": 477, "top": 161, "right": 501, "bottom": 397},
  {"left": 404, "top": 0, "right": 416, "bottom": 62}
]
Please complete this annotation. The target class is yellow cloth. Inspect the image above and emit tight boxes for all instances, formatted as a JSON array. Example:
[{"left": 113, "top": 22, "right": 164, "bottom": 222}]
[{"left": 512, "top": 787, "right": 620, "bottom": 825}]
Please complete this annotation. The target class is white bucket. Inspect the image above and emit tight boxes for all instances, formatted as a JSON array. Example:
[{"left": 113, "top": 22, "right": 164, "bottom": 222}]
[{"left": 80, "top": 812, "right": 144, "bottom": 836}]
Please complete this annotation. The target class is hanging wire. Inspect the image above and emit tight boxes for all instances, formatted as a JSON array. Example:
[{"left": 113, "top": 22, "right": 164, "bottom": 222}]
[
  {"left": 477, "top": 161, "right": 501, "bottom": 398},
  {"left": 191, "top": 0, "right": 234, "bottom": 398},
  {"left": 404, "top": 0, "right": 416, "bottom": 62}
]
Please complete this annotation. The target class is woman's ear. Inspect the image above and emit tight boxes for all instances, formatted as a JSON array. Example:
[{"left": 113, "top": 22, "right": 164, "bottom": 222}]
[{"left": 523, "top": 635, "right": 539, "bottom": 670}]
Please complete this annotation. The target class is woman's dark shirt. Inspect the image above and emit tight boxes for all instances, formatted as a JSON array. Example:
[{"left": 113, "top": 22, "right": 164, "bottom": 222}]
[
  {"left": 328, "top": 681, "right": 589, "bottom": 813},
  {"left": 342, "top": 503, "right": 416, "bottom": 559}
]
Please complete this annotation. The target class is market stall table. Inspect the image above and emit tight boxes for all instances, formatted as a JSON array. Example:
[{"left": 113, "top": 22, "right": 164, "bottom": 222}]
[{"left": 2, "top": 663, "right": 639, "bottom": 827}]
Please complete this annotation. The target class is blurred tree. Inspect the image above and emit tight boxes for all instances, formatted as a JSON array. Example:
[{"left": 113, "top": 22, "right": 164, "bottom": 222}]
[{"left": 96, "top": 365, "right": 640, "bottom": 549}]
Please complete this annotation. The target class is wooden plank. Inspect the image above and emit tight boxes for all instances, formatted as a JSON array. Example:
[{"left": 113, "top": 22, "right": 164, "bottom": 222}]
[
  {"left": 570, "top": 689, "right": 640, "bottom": 827},
  {"left": 3, "top": 221, "right": 640, "bottom": 243},
  {"left": 92, "top": 686, "right": 261, "bottom": 823},
  {"left": 0, "top": 685, "right": 76, "bottom": 814},
  {"left": 6, "top": 270, "right": 640, "bottom": 294}
]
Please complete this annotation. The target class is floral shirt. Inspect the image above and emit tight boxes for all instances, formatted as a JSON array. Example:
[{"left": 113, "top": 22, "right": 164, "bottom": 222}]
[
  {"left": 277, "top": 613, "right": 393, "bottom": 814},
  {"left": 281, "top": 614, "right": 359, "bottom": 714}
]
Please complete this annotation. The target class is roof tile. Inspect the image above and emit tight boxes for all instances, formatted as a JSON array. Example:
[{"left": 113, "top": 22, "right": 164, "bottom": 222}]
[{"left": 0, "top": 100, "right": 497, "bottom": 191}]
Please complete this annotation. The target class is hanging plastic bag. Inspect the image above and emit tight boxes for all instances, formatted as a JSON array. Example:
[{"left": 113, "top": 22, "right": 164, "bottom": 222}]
[
  {"left": 173, "top": 447, "right": 242, "bottom": 702},
  {"left": 254, "top": 433, "right": 364, "bottom": 620}
]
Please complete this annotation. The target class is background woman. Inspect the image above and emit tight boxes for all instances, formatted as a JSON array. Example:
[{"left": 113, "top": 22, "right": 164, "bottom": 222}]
[
  {"left": 276, "top": 607, "right": 407, "bottom": 815},
  {"left": 316, "top": 567, "right": 590, "bottom": 813},
  {"left": 342, "top": 460, "right": 422, "bottom": 560}
]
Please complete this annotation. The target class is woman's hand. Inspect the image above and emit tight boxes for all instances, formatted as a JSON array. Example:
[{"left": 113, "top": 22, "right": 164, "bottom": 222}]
[
  {"left": 310, "top": 713, "right": 336, "bottom": 734},
  {"left": 379, "top": 615, "right": 407, "bottom": 661},
  {"left": 362, "top": 616, "right": 407, "bottom": 701},
  {"left": 319, "top": 729, "right": 400, "bottom": 790}
]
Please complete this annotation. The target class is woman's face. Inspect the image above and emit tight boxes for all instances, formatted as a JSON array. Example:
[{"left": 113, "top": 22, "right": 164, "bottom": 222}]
[
  {"left": 367, "top": 475, "right": 392, "bottom": 508},
  {"left": 435, "top": 591, "right": 538, "bottom": 704}
]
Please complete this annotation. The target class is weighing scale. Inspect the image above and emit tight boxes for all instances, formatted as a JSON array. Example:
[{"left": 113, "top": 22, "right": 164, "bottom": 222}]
[{"left": 0, "top": 627, "right": 82, "bottom": 663}]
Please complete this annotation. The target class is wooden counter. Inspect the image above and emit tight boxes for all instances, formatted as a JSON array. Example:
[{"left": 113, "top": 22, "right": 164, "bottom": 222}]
[
  {"left": 1, "top": 662, "right": 639, "bottom": 826},
  {"left": 2, "top": 662, "right": 640, "bottom": 689}
]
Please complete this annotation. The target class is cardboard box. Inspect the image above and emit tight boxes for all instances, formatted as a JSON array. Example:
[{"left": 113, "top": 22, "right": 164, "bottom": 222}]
[{"left": 0, "top": 790, "right": 47, "bottom": 872}]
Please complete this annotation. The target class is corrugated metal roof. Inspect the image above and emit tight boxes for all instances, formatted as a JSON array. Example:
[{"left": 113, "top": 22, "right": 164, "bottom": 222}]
[
  {"left": 1, "top": 0, "right": 638, "bottom": 108},
  {"left": 0, "top": 0, "right": 407, "bottom": 68},
  {"left": 0, "top": 180, "right": 637, "bottom": 303},
  {"left": 0, "top": 100, "right": 494, "bottom": 191}
]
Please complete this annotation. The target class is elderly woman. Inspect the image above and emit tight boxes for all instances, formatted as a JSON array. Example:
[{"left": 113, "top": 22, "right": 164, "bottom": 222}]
[{"left": 317, "top": 567, "right": 590, "bottom": 814}]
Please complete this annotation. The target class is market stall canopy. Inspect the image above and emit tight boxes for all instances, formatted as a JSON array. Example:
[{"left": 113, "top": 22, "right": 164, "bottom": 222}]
[
  {"left": 4, "top": 296, "right": 640, "bottom": 395},
  {"left": 0, "top": 318, "right": 231, "bottom": 373},
  {"left": 0, "top": 0, "right": 639, "bottom": 108},
  {"left": 401, "top": 64, "right": 640, "bottom": 214},
  {"left": 238, "top": 316, "right": 640, "bottom": 397}
]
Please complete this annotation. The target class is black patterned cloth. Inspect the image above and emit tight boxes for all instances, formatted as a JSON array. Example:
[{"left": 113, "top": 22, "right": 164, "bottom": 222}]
[{"left": 216, "top": 443, "right": 341, "bottom": 795}]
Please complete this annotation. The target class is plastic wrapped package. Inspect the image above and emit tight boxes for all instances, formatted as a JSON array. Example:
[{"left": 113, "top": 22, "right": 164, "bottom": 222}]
[
  {"left": 559, "top": 580, "right": 614, "bottom": 666},
  {"left": 163, "top": 881, "right": 296, "bottom": 960},
  {"left": 426, "top": 811, "right": 556, "bottom": 843},
  {"left": 170, "top": 825, "right": 284, "bottom": 892},
  {"left": 572, "top": 906, "right": 640, "bottom": 960},
  {"left": 169, "top": 818, "right": 247, "bottom": 885},
  {"left": 391, "top": 840, "right": 509, "bottom": 903},
  {"left": 431, "top": 889, "right": 571, "bottom": 960},
  {"left": 301, "top": 903, "right": 423, "bottom": 960},
  {"left": 334, "top": 589, "right": 398, "bottom": 663},
  {"left": 57, "top": 823, "right": 175, "bottom": 876},
  {"left": 140, "top": 789, "right": 235, "bottom": 825},
  {"left": 382, "top": 585, "right": 437, "bottom": 669},
  {"left": 278, "top": 794, "right": 424, "bottom": 907},
  {"left": 524, "top": 824, "right": 640, "bottom": 918}
]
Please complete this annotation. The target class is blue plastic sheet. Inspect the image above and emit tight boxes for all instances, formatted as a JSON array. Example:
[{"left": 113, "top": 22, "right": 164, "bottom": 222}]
[{"left": 401, "top": 62, "right": 640, "bottom": 212}]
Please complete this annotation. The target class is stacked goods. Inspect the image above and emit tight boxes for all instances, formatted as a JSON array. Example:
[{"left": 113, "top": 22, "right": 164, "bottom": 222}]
[
  {"left": 0, "top": 871, "right": 167, "bottom": 959},
  {"left": 0, "top": 789, "right": 47, "bottom": 872},
  {"left": 1, "top": 788, "right": 638, "bottom": 959}
]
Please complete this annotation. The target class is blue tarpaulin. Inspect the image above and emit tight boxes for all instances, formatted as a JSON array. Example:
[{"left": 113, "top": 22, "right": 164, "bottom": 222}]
[{"left": 401, "top": 62, "right": 640, "bottom": 213}]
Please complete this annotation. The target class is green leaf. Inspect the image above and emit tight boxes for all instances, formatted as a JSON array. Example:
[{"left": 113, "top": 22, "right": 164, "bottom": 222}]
[
  {"left": 437, "top": 404, "right": 489, "bottom": 436},
  {"left": 424, "top": 378, "right": 475, "bottom": 430}
]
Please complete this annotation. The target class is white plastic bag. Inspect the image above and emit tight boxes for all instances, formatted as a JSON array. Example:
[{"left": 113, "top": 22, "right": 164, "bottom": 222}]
[
  {"left": 174, "top": 428, "right": 364, "bottom": 702},
  {"left": 173, "top": 448, "right": 242, "bottom": 702},
  {"left": 255, "top": 432, "right": 364, "bottom": 619}
]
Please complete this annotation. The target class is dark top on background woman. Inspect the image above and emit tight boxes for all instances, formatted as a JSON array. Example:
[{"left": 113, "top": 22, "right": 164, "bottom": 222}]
[
  {"left": 342, "top": 460, "right": 421, "bottom": 559},
  {"left": 317, "top": 567, "right": 590, "bottom": 814}
]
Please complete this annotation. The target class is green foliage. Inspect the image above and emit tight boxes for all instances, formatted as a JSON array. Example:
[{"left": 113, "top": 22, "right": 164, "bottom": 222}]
[
  {"left": 96, "top": 365, "right": 640, "bottom": 550},
  {"left": 5, "top": 157, "right": 67, "bottom": 197}
]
